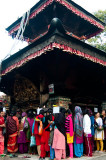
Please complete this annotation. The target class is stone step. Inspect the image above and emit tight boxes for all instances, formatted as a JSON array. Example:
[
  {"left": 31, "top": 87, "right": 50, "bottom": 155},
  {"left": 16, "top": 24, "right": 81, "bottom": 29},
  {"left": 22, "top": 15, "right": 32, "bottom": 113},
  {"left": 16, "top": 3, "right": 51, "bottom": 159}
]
[{"left": 0, "top": 153, "right": 106, "bottom": 160}]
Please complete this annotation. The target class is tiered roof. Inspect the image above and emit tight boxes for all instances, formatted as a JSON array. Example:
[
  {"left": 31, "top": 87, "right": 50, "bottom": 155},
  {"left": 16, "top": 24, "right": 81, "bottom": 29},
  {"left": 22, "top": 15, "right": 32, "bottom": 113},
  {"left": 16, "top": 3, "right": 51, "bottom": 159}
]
[
  {"left": 6, "top": 0, "right": 105, "bottom": 42},
  {"left": 2, "top": 18, "right": 106, "bottom": 76}
]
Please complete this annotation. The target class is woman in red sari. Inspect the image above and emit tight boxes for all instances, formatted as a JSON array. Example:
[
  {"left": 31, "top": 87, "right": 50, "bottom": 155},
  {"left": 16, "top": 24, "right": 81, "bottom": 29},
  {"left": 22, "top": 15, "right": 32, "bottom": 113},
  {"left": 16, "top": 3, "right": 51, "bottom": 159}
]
[{"left": 6, "top": 111, "right": 19, "bottom": 154}]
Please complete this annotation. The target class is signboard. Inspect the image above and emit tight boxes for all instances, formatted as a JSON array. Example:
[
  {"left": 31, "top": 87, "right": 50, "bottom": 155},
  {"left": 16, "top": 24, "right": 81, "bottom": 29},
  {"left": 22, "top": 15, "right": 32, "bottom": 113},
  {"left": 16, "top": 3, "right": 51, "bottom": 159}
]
[
  {"left": 48, "top": 84, "right": 54, "bottom": 94},
  {"left": 53, "top": 106, "right": 60, "bottom": 114},
  {"left": 94, "top": 108, "right": 98, "bottom": 113}
]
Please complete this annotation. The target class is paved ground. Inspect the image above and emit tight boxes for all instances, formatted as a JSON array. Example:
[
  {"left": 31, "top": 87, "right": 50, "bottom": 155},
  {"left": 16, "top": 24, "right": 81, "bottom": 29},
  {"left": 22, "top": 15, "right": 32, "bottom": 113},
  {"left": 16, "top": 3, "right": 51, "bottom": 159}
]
[{"left": 0, "top": 152, "right": 106, "bottom": 160}]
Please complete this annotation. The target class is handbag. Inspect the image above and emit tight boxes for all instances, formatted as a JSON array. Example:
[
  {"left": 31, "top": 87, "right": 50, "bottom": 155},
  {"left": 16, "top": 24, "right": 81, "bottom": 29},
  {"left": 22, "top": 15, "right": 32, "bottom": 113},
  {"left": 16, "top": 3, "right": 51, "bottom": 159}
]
[
  {"left": 30, "top": 136, "right": 36, "bottom": 147},
  {"left": 97, "top": 126, "right": 104, "bottom": 131},
  {"left": 38, "top": 121, "right": 43, "bottom": 135},
  {"left": 23, "top": 118, "right": 29, "bottom": 131}
]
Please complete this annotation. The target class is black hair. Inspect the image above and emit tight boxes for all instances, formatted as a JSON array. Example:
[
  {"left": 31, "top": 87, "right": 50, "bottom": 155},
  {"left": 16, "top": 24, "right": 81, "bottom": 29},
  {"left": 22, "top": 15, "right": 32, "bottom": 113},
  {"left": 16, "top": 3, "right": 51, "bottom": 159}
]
[
  {"left": 60, "top": 107, "right": 66, "bottom": 115},
  {"left": 83, "top": 109, "right": 89, "bottom": 115},
  {"left": 0, "top": 102, "right": 2, "bottom": 106},
  {"left": 67, "top": 109, "right": 72, "bottom": 115},
  {"left": 39, "top": 109, "right": 44, "bottom": 115},
  {"left": 47, "top": 108, "right": 53, "bottom": 114},
  {"left": 6, "top": 110, "right": 10, "bottom": 116},
  {"left": 34, "top": 109, "right": 37, "bottom": 113},
  {"left": 10, "top": 111, "right": 16, "bottom": 117},
  {"left": 27, "top": 111, "right": 34, "bottom": 118},
  {"left": 0, "top": 107, "right": 3, "bottom": 112}
]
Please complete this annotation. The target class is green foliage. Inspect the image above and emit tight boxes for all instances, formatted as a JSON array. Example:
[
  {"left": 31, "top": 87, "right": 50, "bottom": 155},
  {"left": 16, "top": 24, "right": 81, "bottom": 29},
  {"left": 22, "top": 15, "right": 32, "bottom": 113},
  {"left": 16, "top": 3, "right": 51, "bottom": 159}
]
[
  {"left": 94, "top": 10, "right": 106, "bottom": 23},
  {"left": 87, "top": 10, "right": 106, "bottom": 52}
]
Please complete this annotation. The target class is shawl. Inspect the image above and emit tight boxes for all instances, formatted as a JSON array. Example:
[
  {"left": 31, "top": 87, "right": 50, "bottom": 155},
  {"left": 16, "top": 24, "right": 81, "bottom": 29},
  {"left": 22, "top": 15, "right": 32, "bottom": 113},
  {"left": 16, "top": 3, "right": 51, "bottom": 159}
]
[
  {"left": 6, "top": 116, "right": 17, "bottom": 135},
  {"left": 55, "top": 113, "right": 66, "bottom": 137},
  {"left": 27, "top": 117, "right": 34, "bottom": 133},
  {"left": 74, "top": 106, "right": 83, "bottom": 138},
  {"left": 33, "top": 114, "right": 44, "bottom": 134},
  {"left": 66, "top": 114, "right": 73, "bottom": 137}
]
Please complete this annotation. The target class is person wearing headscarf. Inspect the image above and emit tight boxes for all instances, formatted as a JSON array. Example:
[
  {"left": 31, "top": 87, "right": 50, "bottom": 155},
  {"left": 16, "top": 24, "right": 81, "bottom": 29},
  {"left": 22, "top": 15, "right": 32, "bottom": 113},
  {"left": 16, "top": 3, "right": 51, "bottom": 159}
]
[
  {"left": 0, "top": 110, "right": 5, "bottom": 155},
  {"left": 88, "top": 109, "right": 95, "bottom": 152},
  {"left": 74, "top": 106, "right": 83, "bottom": 158},
  {"left": 6, "top": 111, "right": 19, "bottom": 155},
  {"left": 94, "top": 112, "right": 104, "bottom": 152},
  {"left": 52, "top": 107, "right": 66, "bottom": 160},
  {"left": 102, "top": 109, "right": 106, "bottom": 151},
  {"left": 17, "top": 112, "right": 28, "bottom": 153},
  {"left": 65, "top": 109, "right": 74, "bottom": 159},
  {"left": 21, "top": 112, "right": 27, "bottom": 123},
  {"left": 83, "top": 109, "right": 92, "bottom": 157}
]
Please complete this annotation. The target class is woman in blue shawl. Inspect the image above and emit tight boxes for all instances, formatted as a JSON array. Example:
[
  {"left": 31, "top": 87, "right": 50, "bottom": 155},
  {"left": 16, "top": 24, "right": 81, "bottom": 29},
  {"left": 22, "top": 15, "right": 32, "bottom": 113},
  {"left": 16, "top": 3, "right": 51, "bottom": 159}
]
[{"left": 74, "top": 106, "right": 83, "bottom": 157}]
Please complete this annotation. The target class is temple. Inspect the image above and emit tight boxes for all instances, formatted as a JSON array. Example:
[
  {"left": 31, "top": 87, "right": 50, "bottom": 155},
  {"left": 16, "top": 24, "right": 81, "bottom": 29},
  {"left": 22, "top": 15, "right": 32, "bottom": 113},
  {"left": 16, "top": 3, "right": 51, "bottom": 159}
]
[{"left": 0, "top": 0, "right": 106, "bottom": 111}]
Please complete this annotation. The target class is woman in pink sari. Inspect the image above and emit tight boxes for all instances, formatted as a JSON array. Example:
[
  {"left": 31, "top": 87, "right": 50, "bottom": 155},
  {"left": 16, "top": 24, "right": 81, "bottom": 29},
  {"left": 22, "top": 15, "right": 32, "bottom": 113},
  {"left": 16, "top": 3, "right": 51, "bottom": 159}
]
[
  {"left": 65, "top": 109, "right": 74, "bottom": 159},
  {"left": 0, "top": 110, "right": 5, "bottom": 155}
]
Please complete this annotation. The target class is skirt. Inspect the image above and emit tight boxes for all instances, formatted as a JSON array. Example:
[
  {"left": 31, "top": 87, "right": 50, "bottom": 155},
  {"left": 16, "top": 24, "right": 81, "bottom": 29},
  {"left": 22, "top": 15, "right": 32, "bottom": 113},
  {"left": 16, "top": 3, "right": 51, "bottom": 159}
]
[
  {"left": 7, "top": 132, "right": 18, "bottom": 153},
  {"left": 0, "top": 131, "right": 4, "bottom": 154}
]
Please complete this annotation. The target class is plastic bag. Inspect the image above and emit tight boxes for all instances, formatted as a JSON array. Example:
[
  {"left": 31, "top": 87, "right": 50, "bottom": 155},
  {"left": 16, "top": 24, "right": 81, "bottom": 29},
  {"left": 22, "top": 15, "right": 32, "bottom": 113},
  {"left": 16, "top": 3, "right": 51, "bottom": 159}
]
[{"left": 30, "top": 136, "right": 36, "bottom": 147}]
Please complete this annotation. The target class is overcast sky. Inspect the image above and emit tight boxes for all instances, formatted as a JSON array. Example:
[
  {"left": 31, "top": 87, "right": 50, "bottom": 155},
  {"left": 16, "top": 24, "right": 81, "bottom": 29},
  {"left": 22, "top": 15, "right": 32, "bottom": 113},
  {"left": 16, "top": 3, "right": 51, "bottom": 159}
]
[{"left": 0, "top": 0, "right": 106, "bottom": 61}]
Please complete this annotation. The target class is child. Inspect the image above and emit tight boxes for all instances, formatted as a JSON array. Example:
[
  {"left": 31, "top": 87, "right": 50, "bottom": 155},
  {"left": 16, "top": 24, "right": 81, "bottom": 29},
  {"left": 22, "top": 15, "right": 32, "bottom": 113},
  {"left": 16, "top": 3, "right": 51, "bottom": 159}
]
[{"left": 48, "top": 123, "right": 55, "bottom": 160}]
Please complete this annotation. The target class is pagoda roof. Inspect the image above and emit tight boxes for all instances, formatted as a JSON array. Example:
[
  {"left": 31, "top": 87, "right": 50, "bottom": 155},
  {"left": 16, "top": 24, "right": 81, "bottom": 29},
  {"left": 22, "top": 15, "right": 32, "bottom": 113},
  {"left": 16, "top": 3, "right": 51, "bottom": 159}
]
[
  {"left": 6, "top": 0, "right": 105, "bottom": 42},
  {"left": 2, "top": 18, "right": 106, "bottom": 76}
]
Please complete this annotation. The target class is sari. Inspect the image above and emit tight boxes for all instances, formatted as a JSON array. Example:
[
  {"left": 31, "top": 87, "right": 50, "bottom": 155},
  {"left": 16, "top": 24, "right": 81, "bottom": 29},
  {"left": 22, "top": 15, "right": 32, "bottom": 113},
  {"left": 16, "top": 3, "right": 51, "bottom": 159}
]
[
  {"left": 7, "top": 116, "right": 19, "bottom": 153},
  {"left": 0, "top": 117, "right": 5, "bottom": 154}
]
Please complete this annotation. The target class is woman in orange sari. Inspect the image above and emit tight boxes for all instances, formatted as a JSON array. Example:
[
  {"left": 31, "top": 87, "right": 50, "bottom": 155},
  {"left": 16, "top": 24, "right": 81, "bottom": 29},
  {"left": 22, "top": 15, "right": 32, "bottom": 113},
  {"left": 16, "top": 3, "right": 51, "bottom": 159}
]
[{"left": 6, "top": 111, "right": 19, "bottom": 155}]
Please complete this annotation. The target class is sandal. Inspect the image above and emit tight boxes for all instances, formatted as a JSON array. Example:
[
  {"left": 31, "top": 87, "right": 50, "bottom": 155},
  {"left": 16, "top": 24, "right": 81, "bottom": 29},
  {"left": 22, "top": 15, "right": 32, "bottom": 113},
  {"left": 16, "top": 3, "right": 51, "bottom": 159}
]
[
  {"left": 0, "top": 154, "right": 6, "bottom": 157},
  {"left": 13, "top": 154, "right": 18, "bottom": 157},
  {"left": 23, "top": 156, "right": 31, "bottom": 158},
  {"left": 9, "top": 154, "right": 14, "bottom": 158}
]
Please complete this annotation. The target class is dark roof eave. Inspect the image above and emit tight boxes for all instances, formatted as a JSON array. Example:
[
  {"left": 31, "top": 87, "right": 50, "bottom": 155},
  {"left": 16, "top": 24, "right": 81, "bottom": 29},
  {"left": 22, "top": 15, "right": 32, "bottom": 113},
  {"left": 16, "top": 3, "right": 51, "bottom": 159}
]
[
  {"left": 6, "top": 0, "right": 105, "bottom": 32},
  {"left": 3, "top": 18, "right": 106, "bottom": 70}
]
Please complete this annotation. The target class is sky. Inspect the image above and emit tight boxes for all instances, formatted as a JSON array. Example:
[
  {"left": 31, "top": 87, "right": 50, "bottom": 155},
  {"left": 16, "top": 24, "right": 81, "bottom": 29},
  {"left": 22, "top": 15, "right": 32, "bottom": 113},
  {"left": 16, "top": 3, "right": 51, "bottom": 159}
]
[{"left": 0, "top": 0, "right": 106, "bottom": 61}]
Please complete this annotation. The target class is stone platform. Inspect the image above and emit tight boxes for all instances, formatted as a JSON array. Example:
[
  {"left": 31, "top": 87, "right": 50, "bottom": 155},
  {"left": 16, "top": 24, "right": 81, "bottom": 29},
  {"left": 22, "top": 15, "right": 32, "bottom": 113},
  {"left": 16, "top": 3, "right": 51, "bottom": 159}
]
[{"left": 0, "top": 152, "right": 106, "bottom": 160}]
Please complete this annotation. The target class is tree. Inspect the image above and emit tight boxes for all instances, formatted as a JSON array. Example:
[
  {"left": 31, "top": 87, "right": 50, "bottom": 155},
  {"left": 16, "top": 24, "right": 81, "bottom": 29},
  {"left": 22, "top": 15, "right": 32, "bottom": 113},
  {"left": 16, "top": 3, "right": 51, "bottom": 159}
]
[{"left": 87, "top": 10, "right": 106, "bottom": 52}]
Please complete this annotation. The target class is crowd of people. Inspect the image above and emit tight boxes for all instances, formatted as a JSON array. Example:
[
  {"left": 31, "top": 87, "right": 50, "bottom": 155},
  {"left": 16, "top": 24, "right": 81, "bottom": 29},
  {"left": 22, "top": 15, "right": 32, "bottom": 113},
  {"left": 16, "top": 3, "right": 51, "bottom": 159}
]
[{"left": 0, "top": 103, "right": 106, "bottom": 160}]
